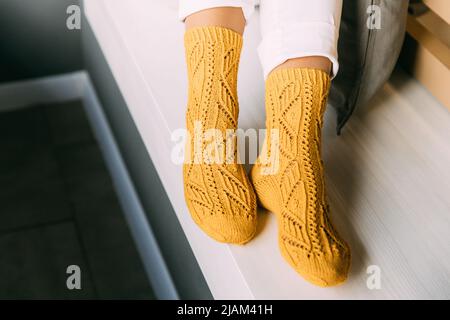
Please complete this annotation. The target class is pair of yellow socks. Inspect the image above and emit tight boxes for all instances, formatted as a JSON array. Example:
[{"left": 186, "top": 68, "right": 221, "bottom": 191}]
[{"left": 183, "top": 26, "right": 350, "bottom": 286}]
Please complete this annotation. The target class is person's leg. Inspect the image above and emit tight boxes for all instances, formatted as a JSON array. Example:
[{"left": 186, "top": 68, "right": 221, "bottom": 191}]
[
  {"left": 180, "top": 1, "right": 258, "bottom": 244},
  {"left": 251, "top": 0, "right": 351, "bottom": 286}
]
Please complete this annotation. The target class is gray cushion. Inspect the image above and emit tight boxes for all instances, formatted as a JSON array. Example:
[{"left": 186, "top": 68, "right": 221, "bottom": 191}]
[{"left": 329, "top": 0, "right": 409, "bottom": 134}]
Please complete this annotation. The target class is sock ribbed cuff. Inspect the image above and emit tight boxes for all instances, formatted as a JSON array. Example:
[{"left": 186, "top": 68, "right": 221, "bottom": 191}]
[
  {"left": 184, "top": 26, "right": 243, "bottom": 50},
  {"left": 266, "top": 67, "right": 331, "bottom": 91}
]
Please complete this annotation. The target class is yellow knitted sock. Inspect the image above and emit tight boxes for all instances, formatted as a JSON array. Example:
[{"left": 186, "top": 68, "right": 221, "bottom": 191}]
[
  {"left": 251, "top": 68, "right": 351, "bottom": 286},
  {"left": 183, "top": 26, "right": 257, "bottom": 244}
]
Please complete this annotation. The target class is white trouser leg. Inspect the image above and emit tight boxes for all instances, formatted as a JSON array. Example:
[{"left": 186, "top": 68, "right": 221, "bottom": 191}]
[
  {"left": 258, "top": 0, "right": 342, "bottom": 79},
  {"left": 178, "top": 0, "right": 342, "bottom": 79},
  {"left": 178, "top": 0, "right": 258, "bottom": 22}
]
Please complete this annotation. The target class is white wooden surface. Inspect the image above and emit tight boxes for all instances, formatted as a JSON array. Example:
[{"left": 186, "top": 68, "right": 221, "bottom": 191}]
[{"left": 85, "top": 0, "right": 450, "bottom": 299}]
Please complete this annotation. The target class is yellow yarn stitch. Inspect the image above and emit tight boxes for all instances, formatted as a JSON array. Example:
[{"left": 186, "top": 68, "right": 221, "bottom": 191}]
[
  {"left": 251, "top": 68, "right": 351, "bottom": 286},
  {"left": 183, "top": 26, "right": 257, "bottom": 244}
]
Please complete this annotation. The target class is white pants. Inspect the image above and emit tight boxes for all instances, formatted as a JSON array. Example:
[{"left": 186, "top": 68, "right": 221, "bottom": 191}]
[{"left": 179, "top": 0, "right": 342, "bottom": 79}]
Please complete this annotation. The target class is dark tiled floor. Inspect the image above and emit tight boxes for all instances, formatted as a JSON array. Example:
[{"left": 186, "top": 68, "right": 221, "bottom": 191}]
[
  {"left": 0, "top": 222, "right": 96, "bottom": 299},
  {"left": 0, "top": 101, "right": 155, "bottom": 299}
]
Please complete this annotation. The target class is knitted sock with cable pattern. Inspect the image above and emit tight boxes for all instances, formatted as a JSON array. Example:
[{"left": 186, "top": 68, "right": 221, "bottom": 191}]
[
  {"left": 251, "top": 68, "right": 351, "bottom": 286},
  {"left": 183, "top": 26, "right": 257, "bottom": 244}
]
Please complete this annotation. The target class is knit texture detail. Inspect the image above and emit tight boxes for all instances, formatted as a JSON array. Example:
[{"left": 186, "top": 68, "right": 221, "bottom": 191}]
[
  {"left": 251, "top": 68, "right": 351, "bottom": 286},
  {"left": 183, "top": 26, "right": 257, "bottom": 244}
]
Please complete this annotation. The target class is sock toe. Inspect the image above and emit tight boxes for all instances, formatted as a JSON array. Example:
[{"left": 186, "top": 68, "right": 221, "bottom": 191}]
[
  {"left": 204, "top": 213, "right": 257, "bottom": 244},
  {"left": 280, "top": 238, "right": 351, "bottom": 287}
]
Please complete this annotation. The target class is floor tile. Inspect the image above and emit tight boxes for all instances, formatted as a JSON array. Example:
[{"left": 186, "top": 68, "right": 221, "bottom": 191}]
[
  {"left": 57, "top": 144, "right": 154, "bottom": 299},
  {"left": 0, "top": 222, "right": 97, "bottom": 299},
  {"left": 0, "top": 107, "right": 72, "bottom": 232},
  {"left": 44, "top": 100, "right": 94, "bottom": 146},
  {"left": 0, "top": 101, "right": 155, "bottom": 299}
]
